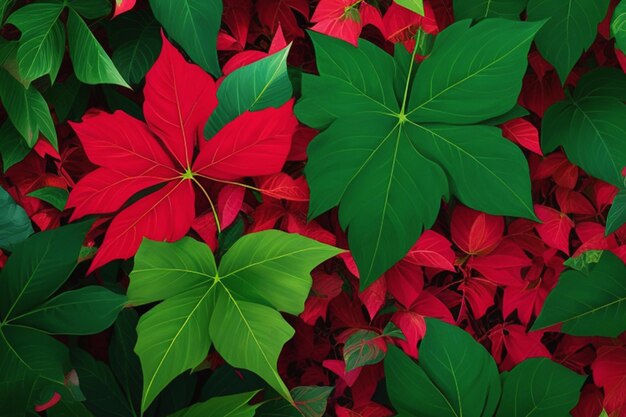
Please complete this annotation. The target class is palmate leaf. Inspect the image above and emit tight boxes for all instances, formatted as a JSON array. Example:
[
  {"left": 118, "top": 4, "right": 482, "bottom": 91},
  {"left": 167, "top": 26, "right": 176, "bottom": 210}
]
[
  {"left": 532, "top": 251, "right": 626, "bottom": 337},
  {"left": 296, "top": 19, "right": 540, "bottom": 289},
  {"left": 127, "top": 231, "right": 340, "bottom": 413}
]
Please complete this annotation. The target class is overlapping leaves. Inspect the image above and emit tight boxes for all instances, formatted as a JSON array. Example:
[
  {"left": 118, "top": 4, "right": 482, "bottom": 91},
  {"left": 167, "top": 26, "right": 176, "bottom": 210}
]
[{"left": 296, "top": 18, "right": 541, "bottom": 289}]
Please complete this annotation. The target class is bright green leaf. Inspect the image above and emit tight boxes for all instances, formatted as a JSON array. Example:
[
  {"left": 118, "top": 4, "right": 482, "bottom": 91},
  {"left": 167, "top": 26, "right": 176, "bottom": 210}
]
[
  {"left": 385, "top": 319, "right": 501, "bottom": 417},
  {"left": 453, "top": 0, "right": 527, "bottom": 20},
  {"left": 0, "top": 186, "right": 33, "bottom": 250},
  {"left": 168, "top": 391, "right": 260, "bottom": 417},
  {"left": 532, "top": 251, "right": 626, "bottom": 337},
  {"left": 205, "top": 45, "right": 293, "bottom": 138},
  {"left": 7, "top": 2, "right": 65, "bottom": 83},
  {"left": 149, "top": 0, "right": 222, "bottom": 77},
  {"left": 27, "top": 187, "right": 69, "bottom": 211},
  {"left": 394, "top": 0, "right": 424, "bottom": 15},
  {"left": 612, "top": 1, "right": 626, "bottom": 53},
  {"left": 67, "top": 9, "right": 129, "bottom": 87},
  {"left": 607, "top": 190, "right": 626, "bottom": 235},
  {"left": 527, "top": 0, "right": 609, "bottom": 83}
]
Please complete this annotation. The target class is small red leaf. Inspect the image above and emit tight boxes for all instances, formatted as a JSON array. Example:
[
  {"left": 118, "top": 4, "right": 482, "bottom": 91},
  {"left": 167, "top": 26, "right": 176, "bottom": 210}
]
[
  {"left": 451, "top": 205, "right": 504, "bottom": 255},
  {"left": 217, "top": 184, "right": 245, "bottom": 229},
  {"left": 405, "top": 230, "right": 455, "bottom": 270},
  {"left": 534, "top": 204, "right": 573, "bottom": 254},
  {"left": 113, "top": 0, "right": 136, "bottom": 17},
  {"left": 501, "top": 118, "right": 542, "bottom": 155}
]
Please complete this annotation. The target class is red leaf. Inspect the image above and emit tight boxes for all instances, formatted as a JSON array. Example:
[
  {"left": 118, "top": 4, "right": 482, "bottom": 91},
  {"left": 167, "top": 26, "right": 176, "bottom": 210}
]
[
  {"left": 336, "top": 403, "right": 394, "bottom": 417},
  {"left": 501, "top": 118, "right": 542, "bottom": 155},
  {"left": 451, "top": 205, "right": 504, "bottom": 255},
  {"left": 311, "top": 0, "right": 362, "bottom": 46},
  {"left": 405, "top": 230, "right": 455, "bottom": 270},
  {"left": 391, "top": 311, "right": 425, "bottom": 359},
  {"left": 89, "top": 181, "right": 195, "bottom": 272},
  {"left": 592, "top": 346, "right": 626, "bottom": 417},
  {"left": 301, "top": 272, "right": 343, "bottom": 325},
  {"left": 534, "top": 204, "right": 573, "bottom": 254},
  {"left": 217, "top": 184, "right": 245, "bottom": 229},
  {"left": 489, "top": 324, "right": 550, "bottom": 371},
  {"left": 113, "top": 0, "right": 136, "bottom": 17},
  {"left": 256, "top": 173, "right": 310, "bottom": 201},
  {"left": 359, "top": 276, "right": 386, "bottom": 319},
  {"left": 144, "top": 33, "right": 217, "bottom": 169},
  {"left": 193, "top": 101, "right": 296, "bottom": 180},
  {"left": 192, "top": 210, "right": 218, "bottom": 251},
  {"left": 323, "top": 359, "right": 361, "bottom": 387},
  {"left": 257, "top": 0, "right": 309, "bottom": 39},
  {"left": 555, "top": 187, "right": 596, "bottom": 215},
  {"left": 385, "top": 261, "right": 423, "bottom": 309}
]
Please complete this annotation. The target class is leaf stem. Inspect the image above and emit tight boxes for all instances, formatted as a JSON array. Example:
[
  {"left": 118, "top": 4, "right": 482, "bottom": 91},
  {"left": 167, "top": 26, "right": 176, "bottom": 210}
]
[{"left": 194, "top": 173, "right": 264, "bottom": 194}]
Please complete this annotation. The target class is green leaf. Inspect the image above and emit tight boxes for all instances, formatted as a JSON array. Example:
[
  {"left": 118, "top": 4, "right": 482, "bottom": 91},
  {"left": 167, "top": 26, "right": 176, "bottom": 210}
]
[
  {"left": 108, "top": 10, "right": 161, "bottom": 85},
  {"left": 168, "top": 392, "right": 260, "bottom": 417},
  {"left": 11, "top": 286, "right": 126, "bottom": 335},
  {"left": 67, "top": 0, "right": 112, "bottom": 19},
  {"left": 27, "top": 187, "right": 69, "bottom": 211},
  {"left": 47, "top": 400, "right": 95, "bottom": 417},
  {"left": 532, "top": 251, "right": 626, "bottom": 337},
  {"left": 45, "top": 74, "right": 91, "bottom": 123},
  {"left": 109, "top": 309, "right": 142, "bottom": 415},
  {"left": 291, "top": 386, "right": 333, "bottom": 417},
  {"left": 542, "top": 69, "right": 626, "bottom": 188},
  {"left": 394, "top": 0, "right": 424, "bottom": 15},
  {"left": 205, "top": 45, "right": 293, "bottom": 138},
  {"left": 527, "top": 0, "right": 609, "bottom": 83},
  {"left": 0, "top": 0, "right": 13, "bottom": 23},
  {"left": 343, "top": 330, "right": 386, "bottom": 371},
  {"left": 6, "top": 2, "right": 65, "bottom": 83},
  {"left": 129, "top": 231, "right": 339, "bottom": 412},
  {"left": 0, "top": 121, "right": 30, "bottom": 172},
  {"left": 297, "top": 19, "right": 539, "bottom": 289},
  {"left": 70, "top": 348, "right": 135, "bottom": 417},
  {"left": 0, "top": 68, "right": 57, "bottom": 147},
  {"left": 453, "top": 0, "right": 527, "bottom": 20},
  {"left": 0, "top": 221, "right": 91, "bottom": 320},
  {"left": 67, "top": 9, "right": 129, "bottom": 87},
  {"left": 607, "top": 190, "right": 626, "bottom": 235},
  {"left": 0, "top": 186, "right": 33, "bottom": 250},
  {"left": 385, "top": 319, "right": 501, "bottom": 417},
  {"left": 563, "top": 250, "right": 604, "bottom": 272},
  {"left": 612, "top": 1, "right": 626, "bottom": 53},
  {"left": 149, "top": 0, "right": 222, "bottom": 77},
  {"left": 495, "top": 358, "right": 585, "bottom": 417}
]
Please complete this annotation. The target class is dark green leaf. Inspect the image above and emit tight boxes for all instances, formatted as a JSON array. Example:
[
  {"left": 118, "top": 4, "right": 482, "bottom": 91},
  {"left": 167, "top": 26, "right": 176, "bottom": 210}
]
[
  {"left": 47, "top": 400, "right": 95, "bottom": 417},
  {"left": 167, "top": 392, "right": 260, "bottom": 417},
  {"left": 149, "top": 0, "right": 222, "bottom": 77},
  {"left": 67, "top": 0, "right": 112, "bottom": 19},
  {"left": 495, "top": 358, "right": 585, "bottom": 417},
  {"left": 533, "top": 251, "right": 626, "bottom": 336},
  {"left": 27, "top": 187, "right": 68, "bottom": 211},
  {"left": 343, "top": 330, "right": 387, "bottom": 371},
  {"left": 0, "top": 121, "right": 30, "bottom": 172},
  {"left": 453, "top": 0, "right": 527, "bottom": 20},
  {"left": 109, "top": 309, "right": 142, "bottom": 415},
  {"left": 291, "top": 386, "right": 333, "bottom": 417},
  {"left": 527, "top": 0, "right": 609, "bottom": 83},
  {"left": 200, "top": 366, "right": 265, "bottom": 400},
  {"left": 612, "top": 1, "right": 626, "bottom": 53},
  {"left": 607, "top": 190, "right": 626, "bottom": 235},
  {"left": 0, "top": 186, "right": 33, "bottom": 249},
  {"left": 205, "top": 45, "right": 292, "bottom": 138},
  {"left": 46, "top": 74, "right": 91, "bottom": 122}
]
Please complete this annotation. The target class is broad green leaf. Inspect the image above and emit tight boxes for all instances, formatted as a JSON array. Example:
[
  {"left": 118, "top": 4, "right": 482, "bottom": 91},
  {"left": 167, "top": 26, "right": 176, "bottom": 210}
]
[
  {"left": 0, "top": 0, "right": 13, "bottom": 23},
  {"left": 130, "top": 232, "right": 338, "bottom": 412},
  {"left": 7, "top": 2, "right": 65, "bottom": 83},
  {"left": 200, "top": 366, "right": 265, "bottom": 400},
  {"left": 385, "top": 319, "right": 501, "bottom": 417},
  {"left": 408, "top": 19, "right": 543, "bottom": 123},
  {"left": 70, "top": 348, "right": 135, "bottom": 417},
  {"left": 0, "top": 186, "right": 33, "bottom": 249},
  {"left": 495, "top": 358, "right": 585, "bottom": 417},
  {"left": 27, "top": 186, "right": 68, "bottom": 211},
  {"left": 168, "top": 391, "right": 260, "bottom": 417},
  {"left": 343, "top": 330, "right": 386, "bottom": 371},
  {"left": 483, "top": 103, "right": 529, "bottom": 125},
  {"left": 109, "top": 310, "right": 142, "bottom": 414},
  {"left": 0, "top": 221, "right": 90, "bottom": 320},
  {"left": 612, "top": 1, "right": 626, "bottom": 53},
  {"left": 0, "top": 121, "right": 31, "bottom": 172},
  {"left": 67, "top": 9, "right": 129, "bottom": 87},
  {"left": 607, "top": 190, "right": 626, "bottom": 235},
  {"left": 205, "top": 45, "right": 293, "bottom": 138},
  {"left": 149, "top": 0, "right": 222, "bottom": 77},
  {"left": 11, "top": 287, "right": 126, "bottom": 335},
  {"left": 527, "top": 0, "right": 609, "bottom": 83},
  {"left": 453, "top": 0, "right": 527, "bottom": 20},
  {"left": 67, "top": 0, "right": 111, "bottom": 19},
  {"left": 0, "top": 68, "right": 57, "bottom": 147},
  {"left": 45, "top": 74, "right": 91, "bottom": 122},
  {"left": 291, "top": 386, "right": 333, "bottom": 417},
  {"left": 148, "top": 372, "right": 197, "bottom": 416},
  {"left": 108, "top": 10, "right": 160, "bottom": 85},
  {"left": 47, "top": 400, "right": 95, "bottom": 417},
  {"left": 542, "top": 69, "right": 626, "bottom": 188},
  {"left": 219, "top": 230, "right": 342, "bottom": 315},
  {"left": 532, "top": 251, "right": 626, "bottom": 337},
  {"left": 298, "top": 20, "right": 539, "bottom": 289},
  {"left": 394, "top": 0, "right": 424, "bottom": 15}
]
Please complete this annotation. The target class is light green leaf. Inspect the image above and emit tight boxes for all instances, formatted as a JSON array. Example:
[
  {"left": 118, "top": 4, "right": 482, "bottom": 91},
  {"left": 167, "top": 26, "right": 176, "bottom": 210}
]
[
  {"left": 394, "top": 0, "right": 424, "bottom": 15},
  {"left": 532, "top": 251, "right": 626, "bottom": 337},
  {"left": 542, "top": 69, "right": 626, "bottom": 188},
  {"left": 0, "top": 186, "right": 33, "bottom": 250},
  {"left": 563, "top": 250, "right": 604, "bottom": 271},
  {"left": 168, "top": 391, "right": 260, "bottom": 417},
  {"left": 7, "top": 2, "right": 65, "bottom": 83},
  {"left": 607, "top": 190, "right": 626, "bottom": 235},
  {"left": 527, "top": 0, "right": 609, "bottom": 83},
  {"left": 0, "top": 221, "right": 90, "bottom": 320},
  {"left": 0, "top": 121, "right": 31, "bottom": 172},
  {"left": 11, "top": 287, "right": 126, "bottom": 335},
  {"left": 612, "top": 1, "right": 626, "bottom": 53},
  {"left": 205, "top": 45, "right": 293, "bottom": 138},
  {"left": 149, "top": 0, "right": 222, "bottom": 77},
  {"left": 108, "top": 10, "right": 161, "bottom": 85},
  {"left": 27, "top": 187, "right": 68, "bottom": 211},
  {"left": 385, "top": 319, "right": 501, "bottom": 417},
  {"left": 453, "top": 0, "right": 527, "bottom": 20},
  {"left": 67, "top": 9, "right": 129, "bottom": 87},
  {"left": 496, "top": 358, "right": 585, "bottom": 417},
  {"left": 0, "top": 68, "right": 57, "bottom": 147}
]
